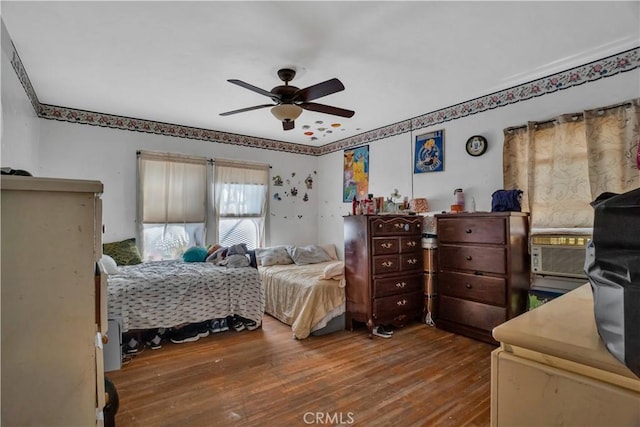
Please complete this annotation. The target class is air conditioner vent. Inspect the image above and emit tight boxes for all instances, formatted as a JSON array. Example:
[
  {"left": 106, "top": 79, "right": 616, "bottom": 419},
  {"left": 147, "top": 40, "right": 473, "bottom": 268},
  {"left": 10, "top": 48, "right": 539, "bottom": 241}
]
[{"left": 531, "top": 234, "right": 591, "bottom": 279}]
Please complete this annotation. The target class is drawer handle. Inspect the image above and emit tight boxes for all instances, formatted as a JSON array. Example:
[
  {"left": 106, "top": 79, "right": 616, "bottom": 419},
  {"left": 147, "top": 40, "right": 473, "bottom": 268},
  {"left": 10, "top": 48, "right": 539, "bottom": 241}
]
[
  {"left": 397, "top": 299, "right": 407, "bottom": 306},
  {"left": 381, "top": 242, "right": 392, "bottom": 249},
  {"left": 407, "top": 258, "right": 418, "bottom": 265},
  {"left": 465, "top": 229, "right": 472, "bottom": 234},
  {"left": 394, "top": 223, "right": 403, "bottom": 229},
  {"left": 466, "top": 256, "right": 472, "bottom": 261},
  {"left": 395, "top": 282, "right": 406, "bottom": 288},
  {"left": 466, "top": 283, "right": 472, "bottom": 289},
  {"left": 406, "top": 241, "right": 416, "bottom": 247},
  {"left": 382, "top": 261, "right": 393, "bottom": 267}
]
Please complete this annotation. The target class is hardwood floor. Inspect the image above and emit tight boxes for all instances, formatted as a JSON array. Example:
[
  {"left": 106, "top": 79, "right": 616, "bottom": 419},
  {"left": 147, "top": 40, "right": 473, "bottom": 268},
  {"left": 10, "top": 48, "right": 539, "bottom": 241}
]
[{"left": 106, "top": 316, "right": 495, "bottom": 427}]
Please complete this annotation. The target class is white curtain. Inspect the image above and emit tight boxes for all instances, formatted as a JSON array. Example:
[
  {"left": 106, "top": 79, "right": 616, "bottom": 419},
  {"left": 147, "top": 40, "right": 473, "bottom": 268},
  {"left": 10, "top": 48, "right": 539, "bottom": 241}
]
[
  {"left": 137, "top": 150, "right": 208, "bottom": 259},
  {"left": 503, "top": 99, "right": 640, "bottom": 229},
  {"left": 213, "top": 159, "right": 269, "bottom": 247}
]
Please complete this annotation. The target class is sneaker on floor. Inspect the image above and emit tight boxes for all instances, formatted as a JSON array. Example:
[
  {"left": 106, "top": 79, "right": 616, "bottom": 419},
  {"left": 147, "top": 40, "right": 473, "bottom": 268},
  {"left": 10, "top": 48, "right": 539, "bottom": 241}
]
[
  {"left": 379, "top": 325, "right": 394, "bottom": 335},
  {"left": 240, "top": 317, "right": 260, "bottom": 331},
  {"left": 219, "top": 318, "right": 229, "bottom": 332},
  {"left": 194, "top": 322, "right": 210, "bottom": 338},
  {"left": 124, "top": 337, "right": 141, "bottom": 354},
  {"left": 210, "top": 319, "right": 221, "bottom": 333},
  {"left": 146, "top": 334, "right": 162, "bottom": 350},
  {"left": 170, "top": 328, "right": 200, "bottom": 344},
  {"left": 372, "top": 326, "right": 393, "bottom": 339},
  {"left": 230, "top": 316, "right": 245, "bottom": 332}
]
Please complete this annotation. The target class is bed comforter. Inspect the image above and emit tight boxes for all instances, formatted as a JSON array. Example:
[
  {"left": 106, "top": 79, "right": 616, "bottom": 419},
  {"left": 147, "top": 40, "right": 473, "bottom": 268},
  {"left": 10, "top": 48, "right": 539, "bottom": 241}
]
[
  {"left": 259, "top": 261, "right": 345, "bottom": 339},
  {"left": 108, "top": 260, "right": 264, "bottom": 332}
]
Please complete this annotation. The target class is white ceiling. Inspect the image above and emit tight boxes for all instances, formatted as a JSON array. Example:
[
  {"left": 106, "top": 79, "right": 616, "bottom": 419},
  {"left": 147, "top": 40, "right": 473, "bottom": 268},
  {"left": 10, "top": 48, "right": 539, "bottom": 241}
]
[{"left": 2, "top": 1, "right": 639, "bottom": 146}]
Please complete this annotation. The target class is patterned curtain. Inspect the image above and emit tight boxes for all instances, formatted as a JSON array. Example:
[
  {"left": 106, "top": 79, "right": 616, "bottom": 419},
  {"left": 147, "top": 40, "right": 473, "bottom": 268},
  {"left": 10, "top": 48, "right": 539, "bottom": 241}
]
[{"left": 503, "top": 98, "right": 640, "bottom": 230}]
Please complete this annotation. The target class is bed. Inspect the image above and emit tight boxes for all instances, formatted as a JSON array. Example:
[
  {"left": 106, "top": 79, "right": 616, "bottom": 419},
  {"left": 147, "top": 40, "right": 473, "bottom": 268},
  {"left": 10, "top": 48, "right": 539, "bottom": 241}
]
[
  {"left": 256, "top": 245, "right": 346, "bottom": 339},
  {"left": 105, "top": 260, "right": 265, "bottom": 333}
]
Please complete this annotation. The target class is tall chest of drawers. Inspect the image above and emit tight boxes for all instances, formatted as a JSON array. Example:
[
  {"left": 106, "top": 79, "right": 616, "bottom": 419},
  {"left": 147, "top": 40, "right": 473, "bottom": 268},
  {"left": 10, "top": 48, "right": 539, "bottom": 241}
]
[
  {"left": 344, "top": 215, "right": 424, "bottom": 336},
  {"left": 435, "top": 212, "right": 529, "bottom": 344}
]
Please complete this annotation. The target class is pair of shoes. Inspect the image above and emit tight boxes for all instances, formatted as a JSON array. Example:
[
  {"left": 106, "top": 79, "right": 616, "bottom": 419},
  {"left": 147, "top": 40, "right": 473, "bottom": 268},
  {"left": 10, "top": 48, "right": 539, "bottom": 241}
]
[
  {"left": 124, "top": 337, "right": 141, "bottom": 354},
  {"left": 240, "top": 317, "right": 260, "bottom": 331},
  {"left": 170, "top": 328, "right": 200, "bottom": 344},
  {"left": 219, "top": 318, "right": 229, "bottom": 332},
  {"left": 146, "top": 334, "right": 162, "bottom": 350},
  {"left": 230, "top": 316, "right": 245, "bottom": 332},
  {"left": 372, "top": 326, "right": 393, "bottom": 339}
]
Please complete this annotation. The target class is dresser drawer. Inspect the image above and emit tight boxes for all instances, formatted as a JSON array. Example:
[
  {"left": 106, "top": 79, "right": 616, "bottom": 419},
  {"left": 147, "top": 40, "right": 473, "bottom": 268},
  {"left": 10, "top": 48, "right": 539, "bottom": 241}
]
[
  {"left": 371, "top": 216, "right": 422, "bottom": 236},
  {"left": 372, "top": 255, "right": 399, "bottom": 275},
  {"left": 373, "top": 291, "right": 423, "bottom": 319},
  {"left": 400, "top": 236, "right": 421, "bottom": 253},
  {"left": 439, "top": 244, "right": 506, "bottom": 274},
  {"left": 438, "top": 271, "right": 506, "bottom": 306},
  {"left": 372, "top": 237, "right": 398, "bottom": 255},
  {"left": 400, "top": 253, "right": 422, "bottom": 272},
  {"left": 374, "top": 275, "right": 422, "bottom": 298},
  {"left": 438, "top": 295, "right": 506, "bottom": 332},
  {"left": 438, "top": 217, "right": 506, "bottom": 245}
]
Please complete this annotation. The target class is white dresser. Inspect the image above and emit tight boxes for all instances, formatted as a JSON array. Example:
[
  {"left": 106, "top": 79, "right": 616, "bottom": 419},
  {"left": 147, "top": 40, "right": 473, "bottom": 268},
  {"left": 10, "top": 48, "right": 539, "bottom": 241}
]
[
  {"left": 491, "top": 284, "right": 640, "bottom": 426},
  {"left": 1, "top": 176, "right": 106, "bottom": 426}
]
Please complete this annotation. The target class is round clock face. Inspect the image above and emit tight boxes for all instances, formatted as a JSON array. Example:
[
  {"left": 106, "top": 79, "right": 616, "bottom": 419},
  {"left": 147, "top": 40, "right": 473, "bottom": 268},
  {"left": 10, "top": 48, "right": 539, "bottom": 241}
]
[{"left": 466, "top": 135, "right": 488, "bottom": 157}]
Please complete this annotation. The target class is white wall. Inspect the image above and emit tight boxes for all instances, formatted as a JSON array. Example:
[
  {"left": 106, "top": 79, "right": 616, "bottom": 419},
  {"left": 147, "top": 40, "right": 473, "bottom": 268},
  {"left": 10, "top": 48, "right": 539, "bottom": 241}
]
[
  {"left": 1, "top": 44, "right": 40, "bottom": 172},
  {"left": 37, "top": 120, "right": 320, "bottom": 246},
  {"left": 317, "top": 69, "right": 640, "bottom": 258}
]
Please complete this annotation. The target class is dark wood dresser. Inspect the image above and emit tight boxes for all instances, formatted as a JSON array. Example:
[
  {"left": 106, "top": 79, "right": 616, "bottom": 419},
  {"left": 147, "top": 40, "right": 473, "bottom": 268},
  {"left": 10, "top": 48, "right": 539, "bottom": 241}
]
[
  {"left": 344, "top": 215, "right": 424, "bottom": 337},
  {"left": 435, "top": 212, "right": 529, "bottom": 344}
]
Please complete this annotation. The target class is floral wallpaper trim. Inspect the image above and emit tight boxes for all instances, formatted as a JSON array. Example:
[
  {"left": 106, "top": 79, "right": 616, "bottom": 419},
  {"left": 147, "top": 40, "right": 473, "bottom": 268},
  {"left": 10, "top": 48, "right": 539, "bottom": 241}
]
[
  {"left": 5, "top": 24, "right": 638, "bottom": 157},
  {"left": 317, "top": 47, "right": 640, "bottom": 155}
]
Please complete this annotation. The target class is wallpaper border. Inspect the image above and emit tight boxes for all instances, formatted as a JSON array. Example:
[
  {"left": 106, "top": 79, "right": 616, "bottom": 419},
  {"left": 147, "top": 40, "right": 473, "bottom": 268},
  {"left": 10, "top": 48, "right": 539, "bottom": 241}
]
[{"left": 4, "top": 24, "right": 638, "bottom": 157}]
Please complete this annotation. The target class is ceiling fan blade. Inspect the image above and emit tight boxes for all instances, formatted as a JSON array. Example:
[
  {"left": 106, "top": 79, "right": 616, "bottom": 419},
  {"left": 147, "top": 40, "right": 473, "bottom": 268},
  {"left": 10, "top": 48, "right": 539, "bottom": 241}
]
[
  {"left": 294, "top": 78, "right": 345, "bottom": 102},
  {"left": 227, "top": 79, "right": 280, "bottom": 100},
  {"left": 300, "top": 102, "right": 355, "bottom": 118},
  {"left": 219, "top": 104, "right": 274, "bottom": 116},
  {"left": 282, "top": 120, "right": 295, "bottom": 131}
]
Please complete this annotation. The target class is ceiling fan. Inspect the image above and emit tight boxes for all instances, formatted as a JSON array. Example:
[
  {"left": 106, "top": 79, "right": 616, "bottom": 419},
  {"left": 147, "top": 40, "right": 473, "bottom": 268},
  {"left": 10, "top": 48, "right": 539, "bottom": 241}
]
[{"left": 220, "top": 68, "right": 355, "bottom": 131}]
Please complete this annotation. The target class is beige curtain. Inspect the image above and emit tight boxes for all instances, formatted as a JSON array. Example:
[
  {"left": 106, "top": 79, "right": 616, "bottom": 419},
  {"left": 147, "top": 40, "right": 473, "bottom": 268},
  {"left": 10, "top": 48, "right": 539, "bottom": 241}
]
[{"left": 503, "top": 98, "right": 640, "bottom": 230}]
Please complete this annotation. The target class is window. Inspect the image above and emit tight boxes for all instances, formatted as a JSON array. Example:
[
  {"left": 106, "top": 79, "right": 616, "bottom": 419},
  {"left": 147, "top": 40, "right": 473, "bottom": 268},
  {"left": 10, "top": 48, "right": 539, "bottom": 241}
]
[
  {"left": 213, "top": 160, "right": 269, "bottom": 250},
  {"left": 137, "top": 151, "right": 208, "bottom": 261}
]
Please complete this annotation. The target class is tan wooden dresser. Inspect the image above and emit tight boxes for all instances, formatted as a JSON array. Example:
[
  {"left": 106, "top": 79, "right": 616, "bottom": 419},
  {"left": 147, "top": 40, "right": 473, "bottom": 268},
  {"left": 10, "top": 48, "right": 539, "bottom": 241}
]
[
  {"left": 344, "top": 214, "right": 423, "bottom": 337},
  {"left": 491, "top": 284, "right": 640, "bottom": 426},
  {"left": 435, "top": 212, "right": 529, "bottom": 344}
]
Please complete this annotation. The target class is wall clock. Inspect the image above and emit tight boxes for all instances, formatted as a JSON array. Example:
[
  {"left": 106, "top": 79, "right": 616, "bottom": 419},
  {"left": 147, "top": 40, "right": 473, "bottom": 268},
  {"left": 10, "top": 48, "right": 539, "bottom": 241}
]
[{"left": 465, "top": 135, "right": 488, "bottom": 157}]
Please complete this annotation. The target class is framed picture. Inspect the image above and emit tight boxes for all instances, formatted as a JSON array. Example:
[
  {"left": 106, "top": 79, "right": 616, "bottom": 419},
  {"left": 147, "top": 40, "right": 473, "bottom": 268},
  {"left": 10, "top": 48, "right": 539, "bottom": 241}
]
[
  {"left": 343, "top": 145, "right": 369, "bottom": 202},
  {"left": 414, "top": 129, "right": 444, "bottom": 173}
]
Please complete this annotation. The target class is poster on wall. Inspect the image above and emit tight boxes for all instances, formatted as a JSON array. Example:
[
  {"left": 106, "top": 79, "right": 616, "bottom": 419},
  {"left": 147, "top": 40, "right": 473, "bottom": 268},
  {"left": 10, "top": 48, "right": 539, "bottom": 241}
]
[
  {"left": 343, "top": 145, "right": 369, "bottom": 202},
  {"left": 414, "top": 129, "right": 444, "bottom": 173}
]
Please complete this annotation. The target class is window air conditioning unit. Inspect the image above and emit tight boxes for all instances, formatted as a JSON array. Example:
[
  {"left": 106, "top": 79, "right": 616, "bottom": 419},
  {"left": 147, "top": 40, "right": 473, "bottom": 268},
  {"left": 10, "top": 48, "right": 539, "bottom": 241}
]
[{"left": 531, "top": 234, "right": 591, "bottom": 279}]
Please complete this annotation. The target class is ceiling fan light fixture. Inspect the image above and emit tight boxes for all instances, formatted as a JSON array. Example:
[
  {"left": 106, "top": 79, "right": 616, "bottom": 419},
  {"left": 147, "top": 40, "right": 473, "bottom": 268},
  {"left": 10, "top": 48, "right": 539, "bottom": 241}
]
[{"left": 271, "top": 104, "right": 303, "bottom": 122}]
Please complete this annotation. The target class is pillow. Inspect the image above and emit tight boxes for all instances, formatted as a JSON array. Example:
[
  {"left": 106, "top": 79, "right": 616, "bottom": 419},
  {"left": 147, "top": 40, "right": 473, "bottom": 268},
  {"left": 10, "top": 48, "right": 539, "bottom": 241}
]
[
  {"left": 183, "top": 246, "right": 209, "bottom": 263},
  {"left": 103, "top": 238, "right": 143, "bottom": 266},
  {"left": 319, "top": 244, "right": 339, "bottom": 260},
  {"left": 99, "top": 254, "right": 119, "bottom": 275},
  {"left": 255, "top": 246, "right": 294, "bottom": 266},
  {"left": 221, "top": 254, "right": 250, "bottom": 268},
  {"left": 287, "top": 244, "right": 332, "bottom": 265},
  {"left": 322, "top": 261, "right": 345, "bottom": 279}
]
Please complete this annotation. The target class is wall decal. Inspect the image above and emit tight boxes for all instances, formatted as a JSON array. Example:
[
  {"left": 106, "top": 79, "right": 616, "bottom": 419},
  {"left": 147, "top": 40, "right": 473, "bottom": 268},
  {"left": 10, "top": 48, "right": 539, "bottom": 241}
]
[
  {"left": 290, "top": 187, "right": 298, "bottom": 197},
  {"left": 303, "top": 193, "right": 309, "bottom": 202},
  {"left": 343, "top": 145, "right": 369, "bottom": 202},
  {"left": 272, "top": 175, "right": 283, "bottom": 186},
  {"left": 273, "top": 193, "right": 282, "bottom": 201},
  {"left": 305, "top": 175, "right": 313, "bottom": 189}
]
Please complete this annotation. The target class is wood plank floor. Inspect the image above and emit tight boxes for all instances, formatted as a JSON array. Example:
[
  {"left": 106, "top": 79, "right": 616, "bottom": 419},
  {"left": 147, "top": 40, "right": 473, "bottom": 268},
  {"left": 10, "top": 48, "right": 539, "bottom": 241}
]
[{"left": 106, "top": 316, "right": 495, "bottom": 427}]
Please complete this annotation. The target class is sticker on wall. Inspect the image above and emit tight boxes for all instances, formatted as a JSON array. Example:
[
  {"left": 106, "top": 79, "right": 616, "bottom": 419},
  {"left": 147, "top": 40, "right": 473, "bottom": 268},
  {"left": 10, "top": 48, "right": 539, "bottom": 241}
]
[
  {"left": 272, "top": 175, "right": 283, "bottom": 186},
  {"left": 298, "top": 215, "right": 303, "bottom": 219},
  {"left": 291, "top": 172, "right": 296, "bottom": 177},
  {"left": 273, "top": 193, "right": 282, "bottom": 201},
  {"left": 290, "top": 187, "right": 298, "bottom": 197},
  {"left": 305, "top": 175, "right": 313, "bottom": 189},
  {"left": 303, "top": 193, "right": 309, "bottom": 202}
]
